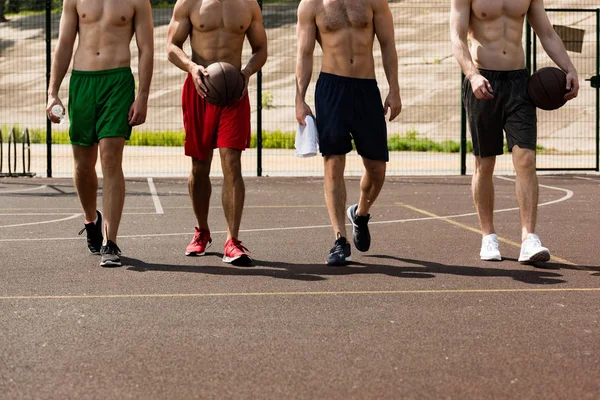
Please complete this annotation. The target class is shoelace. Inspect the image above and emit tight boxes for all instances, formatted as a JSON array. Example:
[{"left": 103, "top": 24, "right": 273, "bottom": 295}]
[
  {"left": 103, "top": 242, "right": 121, "bottom": 255},
  {"left": 230, "top": 239, "right": 250, "bottom": 254},
  {"left": 484, "top": 241, "right": 498, "bottom": 252},
  {"left": 331, "top": 240, "right": 346, "bottom": 255}
]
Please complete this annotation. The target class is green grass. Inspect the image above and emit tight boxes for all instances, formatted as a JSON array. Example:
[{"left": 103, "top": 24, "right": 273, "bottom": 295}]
[{"left": 1, "top": 126, "right": 474, "bottom": 153}]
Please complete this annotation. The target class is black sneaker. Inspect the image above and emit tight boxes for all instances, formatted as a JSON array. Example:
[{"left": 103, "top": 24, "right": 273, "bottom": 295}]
[
  {"left": 100, "top": 240, "right": 122, "bottom": 267},
  {"left": 78, "top": 210, "right": 103, "bottom": 254},
  {"left": 326, "top": 236, "right": 352, "bottom": 266},
  {"left": 347, "top": 204, "right": 371, "bottom": 252}
]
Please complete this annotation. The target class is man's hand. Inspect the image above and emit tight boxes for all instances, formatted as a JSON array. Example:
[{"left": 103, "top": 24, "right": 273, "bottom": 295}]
[
  {"left": 469, "top": 73, "right": 494, "bottom": 100},
  {"left": 46, "top": 96, "right": 65, "bottom": 123},
  {"left": 128, "top": 97, "right": 148, "bottom": 126},
  {"left": 241, "top": 68, "right": 251, "bottom": 97},
  {"left": 295, "top": 99, "right": 313, "bottom": 126},
  {"left": 564, "top": 70, "right": 579, "bottom": 101},
  {"left": 190, "top": 64, "right": 209, "bottom": 98},
  {"left": 384, "top": 90, "right": 402, "bottom": 121}
]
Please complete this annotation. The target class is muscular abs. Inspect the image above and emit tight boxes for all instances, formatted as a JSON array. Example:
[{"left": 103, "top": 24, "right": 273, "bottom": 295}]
[
  {"left": 73, "top": 0, "right": 135, "bottom": 70},
  {"left": 189, "top": 0, "right": 252, "bottom": 68},
  {"left": 469, "top": 0, "right": 531, "bottom": 70},
  {"left": 316, "top": 0, "right": 376, "bottom": 78}
]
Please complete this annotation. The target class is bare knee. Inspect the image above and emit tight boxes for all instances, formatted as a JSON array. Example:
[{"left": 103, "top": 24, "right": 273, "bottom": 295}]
[
  {"left": 363, "top": 160, "right": 386, "bottom": 182},
  {"left": 75, "top": 159, "right": 96, "bottom": 177},
  {"left": 191, "top": 158, "right": 211, "bottom": 178},
  {"left": 513, "top": 148, "right": 536, "bottom": 174},
  {"left": 474, "top": 156, "right": 496, "bottom": 178},
  {"left": 100, "top": 153, "right": 122, "bottom": 175}
]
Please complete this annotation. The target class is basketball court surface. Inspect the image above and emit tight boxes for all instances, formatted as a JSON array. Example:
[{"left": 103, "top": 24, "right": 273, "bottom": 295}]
[{"left": 1, "top": 175, "right": 599, "bottom": 398}]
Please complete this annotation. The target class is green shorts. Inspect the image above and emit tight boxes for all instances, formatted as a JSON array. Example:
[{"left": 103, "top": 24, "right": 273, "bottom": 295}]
[{"left": 68, "top": 67, "right": 135, "bottom": 146}]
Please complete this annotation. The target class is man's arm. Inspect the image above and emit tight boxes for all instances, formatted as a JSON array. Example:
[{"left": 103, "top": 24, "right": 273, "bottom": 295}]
[
  {"left": 46, "top": 0, "right": 78, "bottom": 122},
  {"left": 166, "top": 0, "right": 208, "bottom": 96},
  {"left": 372, "top": 0, "right": 401, "bottom": 121},
  {"left": 129, "top": 0, "right": 154, "bottom": 126},
  {"left": 528, "top": 0, "right": 579, "bottom": 100},
  {"left": 450, "top": 0, "right": 493, "bottom": 99},
  {"left": 295, "top": 0, "right": 317, "bottom": 125},
  {"left": 241, "top": 1, "right": 268, "bottom": 88}
]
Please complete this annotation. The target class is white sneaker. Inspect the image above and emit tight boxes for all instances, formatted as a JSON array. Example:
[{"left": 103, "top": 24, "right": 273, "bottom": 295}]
[
  {"left": 480, "top": 234, "right": 501, "bottom": 261},
  {"left": 519, "top": 233, "right": 550, "bottom": 264}
]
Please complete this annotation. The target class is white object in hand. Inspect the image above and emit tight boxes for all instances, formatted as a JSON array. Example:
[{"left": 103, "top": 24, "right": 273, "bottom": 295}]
[
  {"left": 295, "top": 115, "right": 318, "bottom": 158},
  {"left": 51, "top": 104, "right": 64, "bottom": 124}
]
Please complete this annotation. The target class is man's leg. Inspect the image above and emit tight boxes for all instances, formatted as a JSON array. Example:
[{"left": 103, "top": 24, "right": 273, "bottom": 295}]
[
  {"left": 472, "top": 155, "right": 497, "bottom": 235},
  {"left": 219, "top": 148, "right": 244, "bottom": 240},
  {"left": 323, "top": 154, "right": 352, "bottom": 265},
  {"left": 184, "top": 154, "right": 214, "bottom": 257},
  {"left": 324, "top": 154, "right": 347, "bottom": 238},
  {"left": 512, "top": 145, "right": 550, "bottom": 263},
  {"left": 511, "top": 146, "right": 538, "bottom": 241},
  {"left": 346, "top": 157, "right": 386, "bottom": 252},
  {"left": 99, "top": 137, "right": 126, "bottom": 243},
  {"left": 189, "top": 152, "right": 213, "bottom": 231},
  {"left": 357, "top": 158, "right": 386, "bottom": 215},
  {"left": 219, "top": 148, "right": 252, "bottom": 265},
  {"left": 72, "top": 144, "right": 99, "bottom": 222},
  {"left": 474, "top": 155, "right": 503, "bottom": 261}
]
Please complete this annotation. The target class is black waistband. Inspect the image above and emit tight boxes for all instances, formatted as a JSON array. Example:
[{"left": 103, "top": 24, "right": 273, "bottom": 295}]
[
  {"left": 318, "top": 72, "right": 378, "bottom": 86},
  {"left": 478, "top": 69, "right": 529, "bottom": 80}
]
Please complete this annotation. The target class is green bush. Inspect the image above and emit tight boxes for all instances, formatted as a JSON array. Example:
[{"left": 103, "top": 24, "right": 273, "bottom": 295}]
[{"left": 1, "top": 126, "right": 475, "bottom": 153}]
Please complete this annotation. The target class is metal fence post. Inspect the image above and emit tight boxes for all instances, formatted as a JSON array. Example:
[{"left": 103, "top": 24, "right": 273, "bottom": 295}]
[
  {"left": 256, "top": 0, "right": 263, "bottom": 177},
  {"left": 46, "top": 0, "right": 52, "bottom": 178},
  {"left": 460, "top": 73, "right": 466, "bottom": 175}
]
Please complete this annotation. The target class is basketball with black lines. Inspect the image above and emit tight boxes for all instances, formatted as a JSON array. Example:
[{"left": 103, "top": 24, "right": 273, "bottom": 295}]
[
  {"left": 202, "top": 62, "right": 245, "bottom": 107},
  {"left": 527, "top": 66, "right": 568, "bottom": 111}
]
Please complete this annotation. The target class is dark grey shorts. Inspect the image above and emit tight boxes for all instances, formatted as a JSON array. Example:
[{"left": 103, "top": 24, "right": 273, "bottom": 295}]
[{"left": 463, "top": 69, "right": 537, "bottom": 157}]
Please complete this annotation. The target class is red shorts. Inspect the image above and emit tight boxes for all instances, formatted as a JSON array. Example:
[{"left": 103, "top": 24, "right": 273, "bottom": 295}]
[{"left": 182, "top": 73, "right": 251, "bottom": 160}]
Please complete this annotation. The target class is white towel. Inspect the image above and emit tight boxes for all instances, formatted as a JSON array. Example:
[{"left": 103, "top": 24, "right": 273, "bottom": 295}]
[{"left": 295, "top": 115, "right": 318, "bottom": 158}]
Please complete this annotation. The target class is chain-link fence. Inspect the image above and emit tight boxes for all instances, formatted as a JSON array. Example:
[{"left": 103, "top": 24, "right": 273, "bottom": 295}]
[{"left": 0, "top": 1, "right": 598, "bottom": 177}]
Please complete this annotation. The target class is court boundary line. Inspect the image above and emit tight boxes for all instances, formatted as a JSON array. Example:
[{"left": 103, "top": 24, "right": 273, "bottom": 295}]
[
  {"left": 0, "top": 176, "right": 575, "bottom": 239},
  {"left": 147, "top": 177, "right": 164, "bottom": 215},
  {"left": 1, "top": 287, "right": 600, "bottom": 301},
  {"left": 0, "top": 213, "right": 82, "bottom": 229},
  {"left": 0, "top": 184, "right": 47, "bottom": 194}
]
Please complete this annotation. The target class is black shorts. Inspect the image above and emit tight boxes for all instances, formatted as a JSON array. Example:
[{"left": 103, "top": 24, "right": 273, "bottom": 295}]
[
  {"left": 315, "top": 72, "right": 389, "bottom": 161},
  {"left": 463, "top": 69, "right": 537, "bottom": 157}
]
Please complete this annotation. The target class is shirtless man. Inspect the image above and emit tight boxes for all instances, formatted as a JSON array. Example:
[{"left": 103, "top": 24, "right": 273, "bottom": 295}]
[
  {"left": 296, "top": 0, "right": 401, "bottom": 266},
  {"left": 167, "top": 0, "right": 267, "bottom": 266},
  {"left": 46, "top": 0, "right": 154, "bottom": 267},
  {"left": 450, "top": 0, "right": 579, "bottom": 263}
]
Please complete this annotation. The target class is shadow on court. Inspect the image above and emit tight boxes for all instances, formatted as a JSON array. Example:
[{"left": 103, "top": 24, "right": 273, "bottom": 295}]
[{"left": 1, "top": 175, "right": 600, "bottom": 399}]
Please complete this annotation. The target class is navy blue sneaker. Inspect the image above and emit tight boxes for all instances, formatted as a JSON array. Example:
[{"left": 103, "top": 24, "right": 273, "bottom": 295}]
[
  {"left": 326, "top": 235, "right": 352, "bottom": 266},
  {"left": 346, "top": 204, "right": 371, "bottom": 252},
  {"left": 78, "top": 210, "right": 103, "bottom": 254}
]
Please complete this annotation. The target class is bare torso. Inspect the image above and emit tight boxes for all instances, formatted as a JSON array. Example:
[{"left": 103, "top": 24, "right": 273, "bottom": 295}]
[
  {"left": 72, "top": 0, "right": 136, "bottom": 71},
  {"left": 469, "top": 0, "right": 531, "bottom": 70},
  {"left": 189, "top": 0, "right": 253, "bottom": 68},
  {"left": 315, "top": 0, "right": 376, "bottom": 78}
]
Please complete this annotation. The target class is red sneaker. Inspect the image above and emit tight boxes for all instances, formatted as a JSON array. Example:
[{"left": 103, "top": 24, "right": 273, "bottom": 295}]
[
  {"left": 223, "top": 238, "right": 252, "bottom": 266},
  {"left": 185, "top": 227, "right": 212, "bottom": 256}
]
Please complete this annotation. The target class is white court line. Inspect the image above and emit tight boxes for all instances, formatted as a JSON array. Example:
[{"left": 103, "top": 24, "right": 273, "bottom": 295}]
[
  {"left": 0, "top": 213, "right": 77, "bottom": 216},
  {"left": 147, "top": 177, "right": 164, "bottom": 215},
  {"left": 0, "top": 213, "right": 81, "bottom": 228},
  {"left": 0, "top": 185, "right": 47, "bottom": 194},
  {"left": 0, "top": 177, "right": 574, "bottom": 241},
  {"left": 574, "top": 176, "right": 600, "bottom": 183}
]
